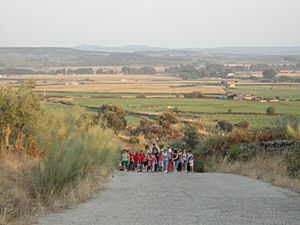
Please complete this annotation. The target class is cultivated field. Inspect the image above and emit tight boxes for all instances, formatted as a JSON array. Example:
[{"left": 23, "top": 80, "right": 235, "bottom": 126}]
[{"left": 2, "top": 73, "right": 300, "bottom": 128}]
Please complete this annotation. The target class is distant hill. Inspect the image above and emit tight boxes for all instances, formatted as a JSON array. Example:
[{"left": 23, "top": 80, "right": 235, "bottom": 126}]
[
  {"left": 74, "top": 45, "right": 300, "bottom": 55},
  {"left": 187, "top": 47, "right": 300, "bottom": 55},
  {"left": 0, "top": 46, "right": 299, "bottom": 67},
  {"left": 74, "top": 44, "right": 168, "bottom": 53}
]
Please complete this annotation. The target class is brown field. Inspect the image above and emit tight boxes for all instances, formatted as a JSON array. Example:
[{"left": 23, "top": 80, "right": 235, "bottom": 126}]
[{"left": 1, "top": 74, "right": 225, "bottom": 94}]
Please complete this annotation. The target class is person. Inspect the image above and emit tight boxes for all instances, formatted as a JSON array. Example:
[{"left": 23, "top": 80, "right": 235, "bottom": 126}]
[
  {"left": 172, "top": 149, "right": 179, "bottom": 172},
  {"left": 121, "top": 149, "right": 129, "bottom": 172},
  {"left": 167, "top": 148, "right": 173, "bottom": 172},
  {"left": 182, "top": 149, "right": 188, "bottom": 172},
  {"left": 151, "top": 143, "right": 159, "bottom": 171},
  {"left": 134, "top": 150, "right": 140, "bottom": 172},
  {"left": 148, "top": 153, "right": 157, "bottom": 172},
  {"left": 162, "top": 148, "right": 169, "bottom": 173},
  {"left": 158, "top": 150, "right": 164, "bottom": 172},
  {"left": 143, "top": 150, "right": 149, "bottom": 172},
  {"left": 187, "top": 151, "right": 194, "bottom": 173},
  {"left": 178, "top": 149, "right": 183, "bottom": 172},
  {"left": 140, "top": 150, "right": 146, "bottom": 172},
  {"left": 128, "top": 150, "right": 134, "bottom": 171}
]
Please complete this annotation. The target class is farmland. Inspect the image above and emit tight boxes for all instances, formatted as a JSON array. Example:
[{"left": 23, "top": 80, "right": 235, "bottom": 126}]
[{"left": 2, "top": 70, "right": 300, "bottom": 129}]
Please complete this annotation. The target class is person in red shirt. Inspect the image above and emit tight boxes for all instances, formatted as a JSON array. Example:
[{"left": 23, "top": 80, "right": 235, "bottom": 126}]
[{"left": 133, "top": 150, "right": 140, "bottom": 172}]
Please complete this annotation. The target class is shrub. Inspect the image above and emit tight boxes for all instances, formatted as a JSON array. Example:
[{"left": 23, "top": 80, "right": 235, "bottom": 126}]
[
  {"left": 128, "top": 136, "right": 140, "bottom": 144},
  {"left": 262, "top": 68, "right": 277, "bottom": 79},
  {"left": 183, "top": 126, "right": 199, "bottom": 150},
  {"left": 266, "top": 106, "right": 276, "bottom": 115},
  {"left": 235, "top": 121, "right": 249, "bottom": 129},
  {"left": 227, "top": 144, "right": 241, "bottom": 162},
  {"left": 197, "top": 135, "right": 229, "bottom": 159},
  {"left": 256, "top": 127, "right": 286, "bottom": 142},
  {"left": 98, "top": 104, "right": 127, "bottom": 132},
  {"left": 136, "top": 94, "right": 146, "bottom": 99},
  {"left": 225, "top": 128, "right": 255, "bottom": 144},
  {"left": 32, "top": 125, "right": 117, "bottom": 199},
  {"left": 169, "top": 139, "right": 187, "bottom": 149},
  {"left": 276, "top": 114, "right": 300, "bottom": 140},
  {"left": 184, "top": 91, "right": 203, "bottom": 98},
  {"left": 216, "top": 120, "right": 233, "bottom": 132},
  {"left": 285, "top": 144, "right": 300, "bottom": 178},
  {"left": 158, "top": 112, "right": 178, "bottom": 127},
  {"left": 227, "top": 108, "right": 232, "bottom": 113}
]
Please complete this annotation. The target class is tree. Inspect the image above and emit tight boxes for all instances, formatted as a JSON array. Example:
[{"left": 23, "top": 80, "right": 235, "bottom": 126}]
[
  {"left": 262, "top": 68, "right": 277, "bottom": 79},
  {"left": 266, "top": 106, "right": 276, "bottom": 115},
  {"left": 0, "top": 85, "right": 43, "bottom": 150},
  {"left": 98, "top": 104, "right": 127, "bottom": 132},
  {"left": 183, "top": 126, "right": 199, "bottom": 150},
  {"left": 216, "top": 120, "right": 234, "bottom": 132},
  {"left": 158, "top": 112, "right": 178, "bottom": 127}
]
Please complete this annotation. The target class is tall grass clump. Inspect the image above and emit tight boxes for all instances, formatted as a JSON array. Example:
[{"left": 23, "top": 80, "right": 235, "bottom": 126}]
[{"left": 32, "top": 120, "right": 117, "bottom": 205}]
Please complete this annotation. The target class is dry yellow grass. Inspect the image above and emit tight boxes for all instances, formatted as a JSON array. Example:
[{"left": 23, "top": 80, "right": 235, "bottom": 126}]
[
  {"left": 217, "top": 153, "right": 300, "bottom": 192},
  {"left": 3, "top": 74, "right": 225, "bottom": 94},
  {"left": 36, "top": 83, "right": 225, "bottom": 94}
]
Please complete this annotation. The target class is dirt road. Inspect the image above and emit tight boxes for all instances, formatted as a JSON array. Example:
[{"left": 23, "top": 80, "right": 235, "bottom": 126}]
[{"left": 37, "top": 172, "right": 300, "bottom": 225}]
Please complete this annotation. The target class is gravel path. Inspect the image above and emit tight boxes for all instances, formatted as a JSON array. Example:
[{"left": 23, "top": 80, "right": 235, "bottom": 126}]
[{"left": 37, "top": 172, "right": 300, "bottom": 225}]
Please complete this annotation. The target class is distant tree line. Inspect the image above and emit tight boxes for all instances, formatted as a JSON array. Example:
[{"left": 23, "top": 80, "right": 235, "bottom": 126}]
[
  {"left": 165, "top": 63, "right": 300, "bottom": 80},
  {"left": 121, "top": 66, "right": 157, "bottom": 74},
  {"left": 165, "top": 64, "right": 233, "bottom": 80},
  {"left": 96, "top": 68, "right": 118, "bottom": 74}
]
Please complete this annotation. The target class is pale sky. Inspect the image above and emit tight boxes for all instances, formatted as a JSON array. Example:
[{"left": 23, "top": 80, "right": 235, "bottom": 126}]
[{"left": 0, "top": 0, "right": 299, "bottom": 48}]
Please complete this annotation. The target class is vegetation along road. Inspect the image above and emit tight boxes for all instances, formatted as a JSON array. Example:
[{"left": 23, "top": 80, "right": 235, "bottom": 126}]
[{"left": 37, "top": 172, "right": 300, "bottom": 225}]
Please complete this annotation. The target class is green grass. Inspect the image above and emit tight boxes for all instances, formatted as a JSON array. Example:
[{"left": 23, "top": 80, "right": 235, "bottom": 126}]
[
  {"left": 235, "top": 85, "right": 300, "bottom": 100},
  {"left": 197, "top": 114, "right": 281, "bottom": 128},
  {"left": 72, "top": 97, "right": 300, "bottom": 114}
]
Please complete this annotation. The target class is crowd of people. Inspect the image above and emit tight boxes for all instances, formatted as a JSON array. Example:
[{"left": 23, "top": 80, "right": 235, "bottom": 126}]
[{"left": 119, "top": 144, "right": 194, "bottom": 173}]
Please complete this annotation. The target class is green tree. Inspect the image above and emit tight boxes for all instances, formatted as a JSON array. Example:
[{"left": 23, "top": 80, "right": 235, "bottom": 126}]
[
  {"left": 266, "top": 106, "right": 276, "bottom": 115},
  {"left": 98, "top": 104, "right": 127, "bottom": 132},
  {"left": 262, "top": 68, "right": 277, "bottom": 79},
  {"left": 183, "top": 126, "right": 199, "bottom": 150},
  {"left": 0, "top": 85, "right": 43, "bottom": 150},
  {"left": 158, "top": 112, "right": 178, "bottom": 128}
]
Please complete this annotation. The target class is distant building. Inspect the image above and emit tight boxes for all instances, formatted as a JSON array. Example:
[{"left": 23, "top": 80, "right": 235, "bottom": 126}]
[{"left": 120, "top": 79, "right": 128, "bottom": 82}]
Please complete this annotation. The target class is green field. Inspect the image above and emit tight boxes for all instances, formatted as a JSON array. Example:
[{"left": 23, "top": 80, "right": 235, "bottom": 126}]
[
  {"left": 59, "top": 97, "right": 299, "bottom": 128},
  {"left": 72, "top": 98, "right": 300, "bottom": 114},
  {"left": 235, "top": 85, "right": 300, "bottom": 100}
]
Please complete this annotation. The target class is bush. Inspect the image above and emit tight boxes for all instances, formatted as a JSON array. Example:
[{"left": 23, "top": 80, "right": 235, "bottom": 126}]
[
  {"left": 262, "top": 68, "right": 277, "bottom": 79},
  {"left": 128, "top": 136, "right": 140, "bottom": 144},
  {"left": 227, "top": 144, "right": 241, "bottom": 162},
  {"left": 183, "top": 126, "right": 199, "bottom": 150},
  {"left": 32, "top": 125, "right": 117, "bottom": 198},
  {"left": 197, "top": 135, "right": 229, "bottom": 159},
  {"left": 98, "top": 104, "right": 127, "bottom": 132},
  {"left": 256, "top": 127, "right": 286, "bottom": 141},
  {"left": 184, "top": 91, "right": 203, "bottom": 98},
  {"left": 285, "top": 144, "right": 300, "bottom": 178},
  {"left": 235, "top": 121, "right": 249, "bottom": 129},
  {"left": 136, "top": 94, "right": 146, "bottom": 99},
  {"left": 225, "top": 128, "right": 255, "bottom": 144},
  {"left": 266, "top": 106, "right": 276, "bottom": 115},
  {"left": 227, "top": 108, "right": 232, "bottom": 113},
  {"left": 158, "top": 112, "right": 178, "bottom": 127},
  {"left": 216, "top": 120, "right": 234, "bottom": 132}
]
